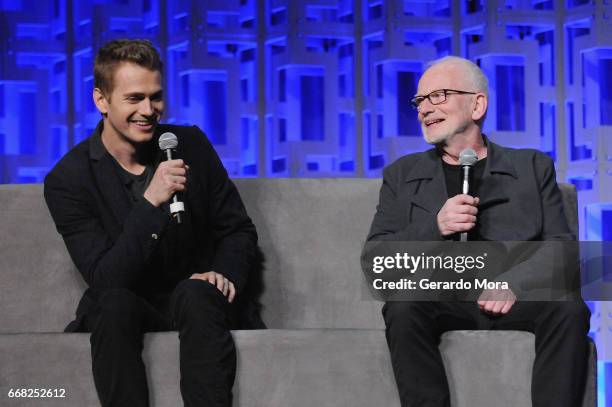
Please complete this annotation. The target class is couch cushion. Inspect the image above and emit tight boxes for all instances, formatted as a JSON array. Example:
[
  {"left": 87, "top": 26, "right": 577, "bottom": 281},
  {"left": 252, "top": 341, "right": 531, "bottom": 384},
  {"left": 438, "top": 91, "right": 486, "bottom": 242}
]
[
  {"left": 0, "top": 181, "right": 579, "bottom": 333},
  {"left": 0, "top": 330, "right": 596, "bottom": 407},
  {"left": 0, "top": 184, "right": 86, "bottom": 334},
  {"left": 235, "top": 179, "right": 383, "bottom": 329}
]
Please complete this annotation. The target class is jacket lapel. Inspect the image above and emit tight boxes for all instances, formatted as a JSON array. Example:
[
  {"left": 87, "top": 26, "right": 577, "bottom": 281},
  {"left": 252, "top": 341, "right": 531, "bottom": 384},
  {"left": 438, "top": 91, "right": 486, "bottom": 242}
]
[
  {"left": 405, "top": 148, "right": 448, "bottom": 214},
  {"left": 477, "top": 140, "right": 516, "bottom": 208},
  {"left": 88, "top": 124, "right": 132, "bottom": 228},
  {"left": 403, "top": 140, "right": 517, "bottom": 214}
]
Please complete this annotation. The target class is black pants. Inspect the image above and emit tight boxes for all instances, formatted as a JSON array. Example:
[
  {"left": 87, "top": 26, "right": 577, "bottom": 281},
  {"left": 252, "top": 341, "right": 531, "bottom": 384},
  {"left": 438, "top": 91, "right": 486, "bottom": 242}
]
[
  {"left": 86, "top": 279, "right": 236, "bottom": 407},
  {"left": 383, "top": 301, "right": 591, "bottom": 407}
]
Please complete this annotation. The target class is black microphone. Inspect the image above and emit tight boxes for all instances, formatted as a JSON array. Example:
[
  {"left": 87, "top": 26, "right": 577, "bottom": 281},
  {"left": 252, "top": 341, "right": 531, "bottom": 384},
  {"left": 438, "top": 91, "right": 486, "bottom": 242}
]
[
  {"left": 158, "top": 132, "right": 184, "bottom": 224},
  {"left": 459, "top": 148, "right": 478, "bottom": 242}
]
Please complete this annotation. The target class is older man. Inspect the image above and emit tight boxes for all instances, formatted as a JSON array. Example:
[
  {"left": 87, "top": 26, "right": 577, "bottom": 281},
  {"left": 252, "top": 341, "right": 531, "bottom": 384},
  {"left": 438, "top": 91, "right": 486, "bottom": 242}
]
[{"left": 366, "top": 56, "right": 590, "bottom": 407}]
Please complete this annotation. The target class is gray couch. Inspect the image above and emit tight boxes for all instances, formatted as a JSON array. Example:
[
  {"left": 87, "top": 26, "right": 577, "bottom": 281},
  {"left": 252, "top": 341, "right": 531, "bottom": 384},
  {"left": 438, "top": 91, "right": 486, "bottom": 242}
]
[{"left": 0, "top": 180, "right": 596, "bottom": 407}]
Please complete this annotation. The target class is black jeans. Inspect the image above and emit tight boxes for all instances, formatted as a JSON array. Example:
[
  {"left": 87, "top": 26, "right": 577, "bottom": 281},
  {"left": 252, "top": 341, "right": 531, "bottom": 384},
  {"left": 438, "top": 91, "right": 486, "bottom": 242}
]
[
  {"left": 86, "top": 279, "right": 236, "bottom": 407},
  {"left": 382, "top": 301, "right": 591, "bottom": 407}
]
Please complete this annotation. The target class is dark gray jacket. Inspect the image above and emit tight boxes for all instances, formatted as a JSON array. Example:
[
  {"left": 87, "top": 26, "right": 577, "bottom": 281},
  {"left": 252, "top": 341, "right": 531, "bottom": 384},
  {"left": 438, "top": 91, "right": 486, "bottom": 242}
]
[{"left": 366, "top": 138, "right": 576, "bottom": 298}]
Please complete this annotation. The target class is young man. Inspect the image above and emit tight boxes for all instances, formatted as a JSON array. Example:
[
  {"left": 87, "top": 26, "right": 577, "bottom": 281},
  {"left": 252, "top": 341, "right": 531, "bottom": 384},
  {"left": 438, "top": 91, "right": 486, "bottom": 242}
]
[
  {"left": 366, "top": 56, "right": 590, "bottom": 407},
  {"left": 44, "top": 39, "right": 258, "bottom": 407}
]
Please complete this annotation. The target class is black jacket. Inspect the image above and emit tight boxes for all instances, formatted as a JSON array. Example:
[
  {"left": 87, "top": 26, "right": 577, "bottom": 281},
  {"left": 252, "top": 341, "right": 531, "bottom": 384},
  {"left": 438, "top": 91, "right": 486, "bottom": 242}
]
[
  {"left": 44, "top": 122, "right": 261, "bottom": 331},
  {"left": 366, "top": 138, "right": 577, "bottom": 298}
]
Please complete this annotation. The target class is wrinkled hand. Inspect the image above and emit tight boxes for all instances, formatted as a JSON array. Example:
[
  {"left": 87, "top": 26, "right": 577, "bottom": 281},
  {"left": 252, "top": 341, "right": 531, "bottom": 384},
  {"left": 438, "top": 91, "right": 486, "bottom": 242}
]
[
  {"left": 144, "top": 159, "right": 188, "bottom": 207},
  {"left": 190, "top": 271, "right": 236, "bottom": 303},
  {"left": 477, "top": 288, "right": 516, "bottom": 315},
  {"left": 437, "top": 194, "right": 480, "bottom": 236}
]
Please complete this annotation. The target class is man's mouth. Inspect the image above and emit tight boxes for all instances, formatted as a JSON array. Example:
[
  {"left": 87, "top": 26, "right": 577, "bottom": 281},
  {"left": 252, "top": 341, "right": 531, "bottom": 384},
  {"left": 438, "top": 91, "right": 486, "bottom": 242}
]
[
  {"left": 130, "top": 119, "right": 156, "bottom": 130},
  {"left": 425, "top": 119, "right": 445, "bottom": 127}
]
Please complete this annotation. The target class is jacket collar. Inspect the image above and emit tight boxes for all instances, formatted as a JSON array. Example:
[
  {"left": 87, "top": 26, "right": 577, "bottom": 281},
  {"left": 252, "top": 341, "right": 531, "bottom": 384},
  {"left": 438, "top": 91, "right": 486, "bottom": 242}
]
[
  {"left": 87, "top": 121, "right": 132, "bottom": 226},
  {"left": 403, "top": 135, "right": 517, "bottom": 213}
]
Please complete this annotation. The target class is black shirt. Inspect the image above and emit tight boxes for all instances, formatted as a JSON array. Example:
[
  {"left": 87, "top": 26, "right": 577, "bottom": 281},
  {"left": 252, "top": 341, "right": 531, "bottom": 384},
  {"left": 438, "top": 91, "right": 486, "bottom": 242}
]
[
  {"left": 113, "top": 162, "right": 154, "bottom": 204},
  {"left": 442, "top": 157, "right": 487, "bottom": 198}
]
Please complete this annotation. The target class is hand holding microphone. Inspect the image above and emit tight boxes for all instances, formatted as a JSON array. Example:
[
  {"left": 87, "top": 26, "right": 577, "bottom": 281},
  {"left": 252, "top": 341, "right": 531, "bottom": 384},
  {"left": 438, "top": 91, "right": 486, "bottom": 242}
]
[
  {"left": 143, "top": 132, "right": 186, "bottom": 223},
  {"left": 437, "top": 194, "right": 479, "bottom": 237},
  {"left": 436, "top": 148, "right": 479, "bottom": 238}
]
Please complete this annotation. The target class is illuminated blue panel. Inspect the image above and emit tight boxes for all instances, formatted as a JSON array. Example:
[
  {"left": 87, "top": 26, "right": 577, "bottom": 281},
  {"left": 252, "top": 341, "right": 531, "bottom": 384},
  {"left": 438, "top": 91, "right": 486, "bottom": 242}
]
[
  {"left": 566, "top": 0, "right": 590, "bottom": 7},
  {"left": 240, "top": 117, "right": 257, "bottom": 176},
  {"left": 50, "top": 127, "right": 67, "bottom": 161},
  {"left": 279, "top": 119, "right": 286, "bottom": 142},
  {"left": 434, "top": 37, "right": 452, "bottom": 57},
  {"left": 603, "top": 210, "right": 612, "bottom": 241},
  {"left": 536, "top": 31, "right": 555, "bottom": 86},
  {"left": 404, "top": 31, "right": 452, "bottom": 58},
  {"left": 496, "top": 65, "right": 525, "bottom": 131},
  {"left": 338, "top": 44, "right": 354, "bottom": 98},
  {"left": 539, "top": 103, "right": 555, "bottom": 159},
  {"left": 606, "top": 361, "right": 612, "bottom": 407},
  {"left": 464, "top": 0, "right": 483, "bottom": 14},
  {"left": 301, "top": 75, "right": 324, "bottom": 141},
  {"left": 19, "top": 92, "right": 36, "bottom": 154},
  {"left": 569, "top": 177, "right": 593, "bottom": 192},
  {"left": 202, "top": 80, "right": 226, "bottom": 145},
  {"left": 338, "top": 112, "right": 355, "bottom": 172},
  {"left": 0, "top": 0, "right": 23, "bottom": 10},
  {"left": 586, "top": 204, "right": 612, "bottom": 242},
  {"left": 403, "top": 0, "right": 450, "bottom": 17},
  {"left": 505, "top": 26, "right": 554, "bottom": 87},
  {"left": 600, "top": 59, "right": 612, "bottom": 126},
  {"left": 397, "top": 71, "right": 419, "bottom": 137},
  {"left": 181, "top": 75, "right": 189, "bottom": 107},
  {"left": 279, "top": 69, "right": 286, "bottom": 102},
  {"left": 565, "top": 23, "right": 590, "bottom": 85},
  {"left": 270, "top": 7, "right": 286, "bottom": 25},
  {"left": 369, "top": 154, "right": 384, "bottom": 170},
  {"left": 461, "top": 28, "right": 484, "bottom": 59},
  {"left": 367, "top": 2, "right": 383, "bottom": 20},
  {"left": 376, "top": 64, "right": 383, "bottom": 98},
  {"left": 567, "top": 102, "right": 592, "bottom": 161},
  {"left": 272, "top": 157, "right": 286, "bottom": 173}
]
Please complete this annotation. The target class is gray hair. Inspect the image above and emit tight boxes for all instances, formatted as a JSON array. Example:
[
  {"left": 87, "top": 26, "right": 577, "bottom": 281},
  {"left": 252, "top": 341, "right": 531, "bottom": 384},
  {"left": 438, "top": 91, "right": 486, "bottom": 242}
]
[{"left": 426, "top": 56, "right": 489, "bottom": 97}]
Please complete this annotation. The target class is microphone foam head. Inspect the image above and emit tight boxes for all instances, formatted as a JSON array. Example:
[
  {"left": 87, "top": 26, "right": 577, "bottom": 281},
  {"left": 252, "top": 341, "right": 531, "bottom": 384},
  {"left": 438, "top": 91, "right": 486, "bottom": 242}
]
[
  {"left": 459, "top": 148, "right": 478, "bottom": 167},
  {"left": 158, "top": 132, "right": 178, "bottom": 150}
]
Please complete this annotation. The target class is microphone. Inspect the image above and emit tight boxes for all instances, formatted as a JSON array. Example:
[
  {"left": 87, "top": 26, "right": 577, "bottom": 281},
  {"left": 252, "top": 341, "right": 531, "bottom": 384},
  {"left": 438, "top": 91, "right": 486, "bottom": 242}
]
[
  {"left": 458, "top": 148, "right": 478, "bottom": 242},
  {"left": 158, "top": 132, "right": 184, "bottom": 224}
]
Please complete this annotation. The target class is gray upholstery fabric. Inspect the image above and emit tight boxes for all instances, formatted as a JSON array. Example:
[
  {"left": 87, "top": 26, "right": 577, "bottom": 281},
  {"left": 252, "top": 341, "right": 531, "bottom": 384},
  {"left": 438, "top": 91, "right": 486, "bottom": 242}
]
[
  {"left": 236, "top": 179, "right": 383, "bottom": 329},
  {"left": 0, "top": 184, "right": 86, "bottom": 334},
  {"left": 0, "top": 331, "right": 596, "bottom": 407},
  {"left": 0, "top": 181, "right": 595, "bottom": 406}
]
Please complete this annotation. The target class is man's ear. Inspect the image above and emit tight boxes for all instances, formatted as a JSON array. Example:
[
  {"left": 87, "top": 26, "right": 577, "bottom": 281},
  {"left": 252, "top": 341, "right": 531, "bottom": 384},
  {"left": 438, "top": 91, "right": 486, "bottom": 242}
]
[
  {"left": 93, "top": 88, "right": 109, "bottom": 116},
  {"left": 472, "top": 93, "right": 487, "bottom": 122}
]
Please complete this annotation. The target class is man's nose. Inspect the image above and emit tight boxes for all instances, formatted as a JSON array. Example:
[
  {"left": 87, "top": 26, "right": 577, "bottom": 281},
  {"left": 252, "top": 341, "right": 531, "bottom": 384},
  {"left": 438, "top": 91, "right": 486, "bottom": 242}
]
[
  {"left": 418, "top": 99, "right": 435, "bottom": 118},
  {"left": 140, "top": 98, "right": 155, "bottom": 116}
]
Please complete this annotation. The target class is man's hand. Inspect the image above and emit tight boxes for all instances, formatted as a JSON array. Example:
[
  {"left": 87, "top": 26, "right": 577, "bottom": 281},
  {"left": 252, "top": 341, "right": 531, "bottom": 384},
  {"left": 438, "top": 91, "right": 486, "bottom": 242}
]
[
  {"left": 437, "top": 194, "right": 480, "bottom": 236},
  {"left": 477, "top": 288, "right": 516, "bottom": 315},
  {"left": 144, "top": 159, "right": 188, "bottom": 207},
  {"left": 190, "top": 271, "right": 236, "bottom": 303}
]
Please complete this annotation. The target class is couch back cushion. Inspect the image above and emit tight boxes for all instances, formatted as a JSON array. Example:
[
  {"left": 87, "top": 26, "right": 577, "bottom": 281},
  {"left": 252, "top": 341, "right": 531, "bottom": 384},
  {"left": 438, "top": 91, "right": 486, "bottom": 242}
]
[{"left": 0, "top": 181, "right": 577, "bottom": 333}]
